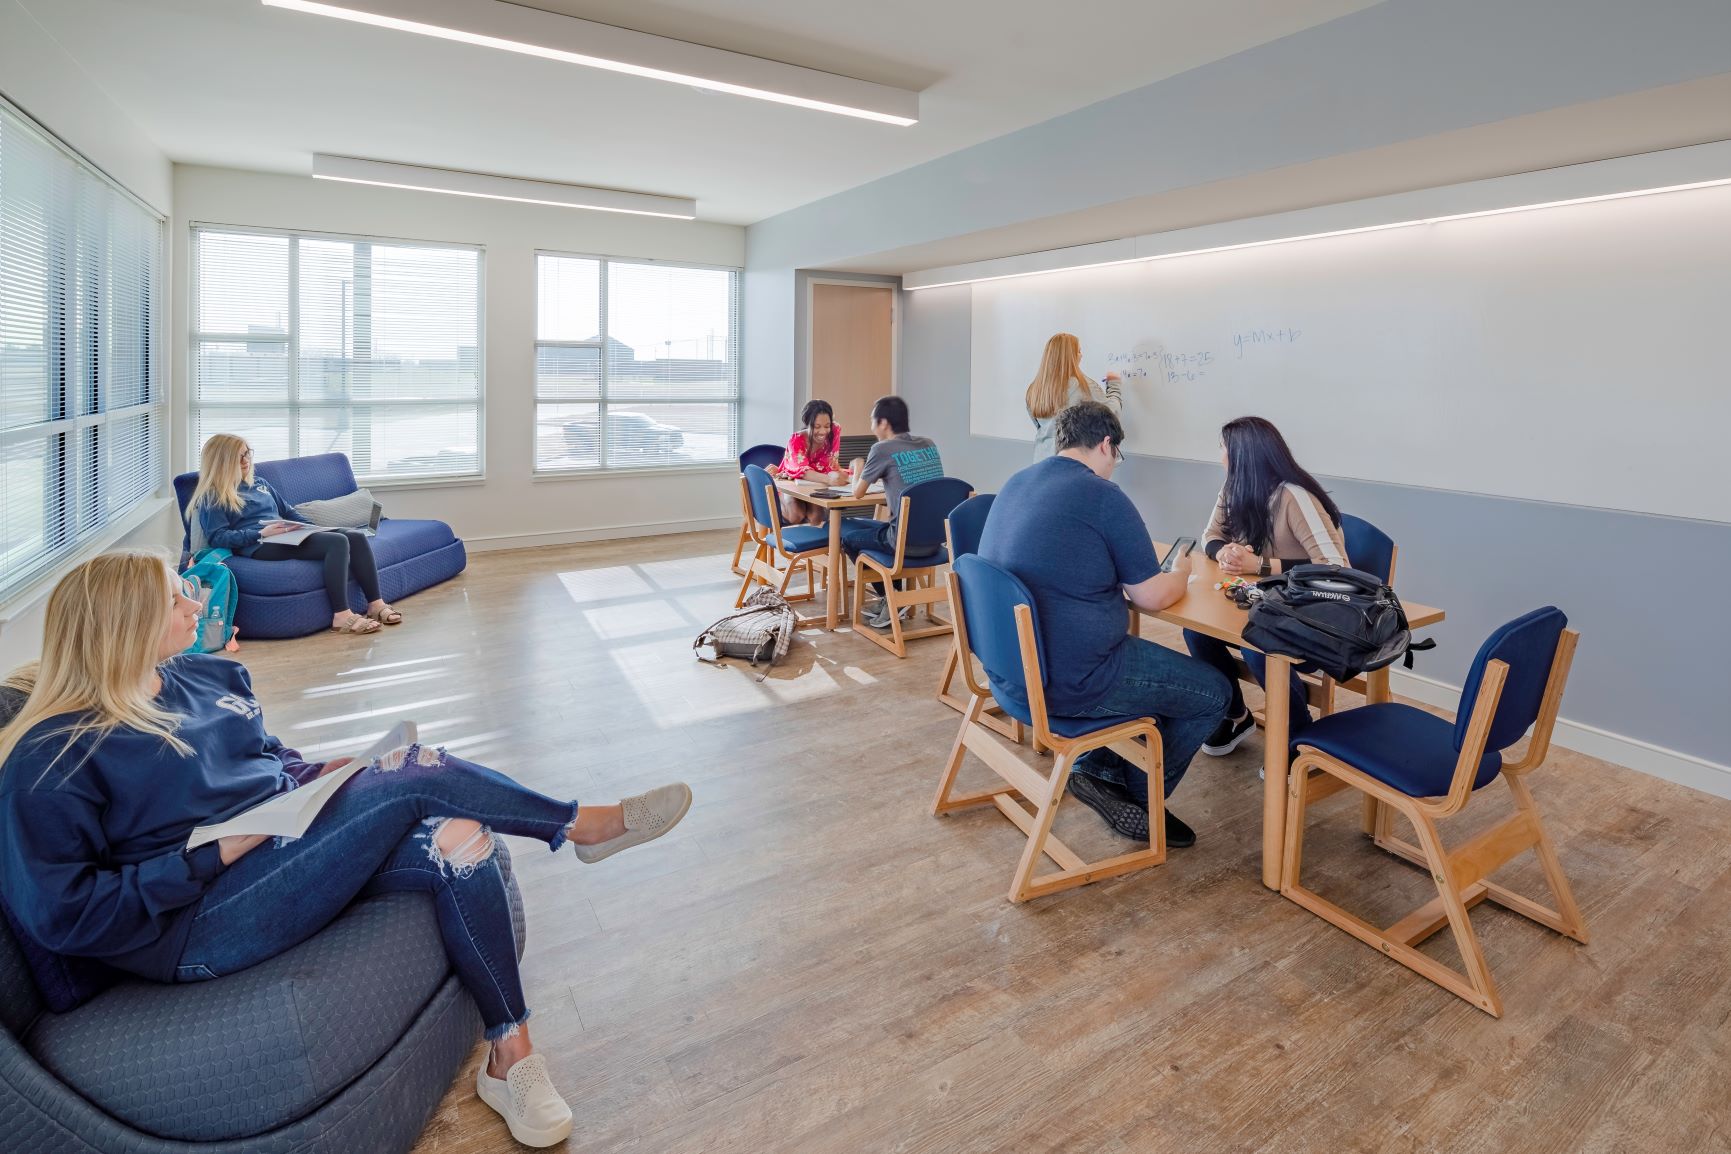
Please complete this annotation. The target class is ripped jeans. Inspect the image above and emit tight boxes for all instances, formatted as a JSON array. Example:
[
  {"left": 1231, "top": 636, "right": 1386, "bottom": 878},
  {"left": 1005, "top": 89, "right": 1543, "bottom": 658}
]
[{"left": 175, "top": 745, "right": 579, "bottom": 1041}]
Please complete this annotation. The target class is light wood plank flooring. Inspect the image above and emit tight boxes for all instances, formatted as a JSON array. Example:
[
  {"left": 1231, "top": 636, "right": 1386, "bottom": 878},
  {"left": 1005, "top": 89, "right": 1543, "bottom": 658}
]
[{"left": 235, "top": 531, "right": 1731, "bottom": 1154}]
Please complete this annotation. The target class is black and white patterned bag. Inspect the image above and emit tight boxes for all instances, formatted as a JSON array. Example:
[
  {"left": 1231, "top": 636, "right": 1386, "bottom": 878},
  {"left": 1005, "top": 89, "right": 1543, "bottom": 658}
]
[{"left": 693, "top": 589, "right": 797, "bottom": 679}]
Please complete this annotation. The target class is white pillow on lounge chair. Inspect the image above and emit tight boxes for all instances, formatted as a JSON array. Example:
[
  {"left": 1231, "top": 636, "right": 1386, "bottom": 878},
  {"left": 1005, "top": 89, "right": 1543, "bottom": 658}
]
[{"left": 294, "top": 489, "right": 382, "bottom": 532}]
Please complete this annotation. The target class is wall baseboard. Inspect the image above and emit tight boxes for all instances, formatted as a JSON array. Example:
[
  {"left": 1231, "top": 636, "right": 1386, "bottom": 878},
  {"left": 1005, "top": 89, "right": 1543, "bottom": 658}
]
[
  {"left": 1389, "top": 669, "right": 1731, "bottom": 801},
  {"left": 463, "top": 515, "right": 737, "bottom": 554}
]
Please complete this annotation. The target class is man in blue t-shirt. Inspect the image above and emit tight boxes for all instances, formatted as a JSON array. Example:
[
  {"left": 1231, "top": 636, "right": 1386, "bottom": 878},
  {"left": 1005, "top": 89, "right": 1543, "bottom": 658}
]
[{"left": 978, "top": 401, "right": 1230, "bottom": 847}]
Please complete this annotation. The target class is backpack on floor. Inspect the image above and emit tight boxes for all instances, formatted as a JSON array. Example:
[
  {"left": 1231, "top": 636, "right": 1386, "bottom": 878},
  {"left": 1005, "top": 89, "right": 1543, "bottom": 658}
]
[
  {"left": 1241, "top": 563, "right": 1433, "bottom": 682},
  {"left": 181, "top": 548, "right": 240, "bottom": 654},
  {"left": 694, "top": 589, "right": 796, "bottom": 680}
]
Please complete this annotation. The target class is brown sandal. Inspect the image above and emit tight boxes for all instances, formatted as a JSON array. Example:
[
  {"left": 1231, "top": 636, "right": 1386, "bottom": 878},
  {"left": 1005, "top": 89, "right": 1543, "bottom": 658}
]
[
  {"left": 332, "top": 614, "right": 383, "bottom": 635},
  {"left": 367, "top": 604, "right": 403, "bottom": 625}
]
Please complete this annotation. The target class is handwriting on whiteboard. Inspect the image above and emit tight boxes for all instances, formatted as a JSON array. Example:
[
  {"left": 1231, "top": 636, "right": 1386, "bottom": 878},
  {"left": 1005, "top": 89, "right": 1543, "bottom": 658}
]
[
  {"left": 1231, "top": 327, "right": 1302, "bottom": 358},
  {"left": 1105, "top": 348, "right": 1215, "bottom": 383}
]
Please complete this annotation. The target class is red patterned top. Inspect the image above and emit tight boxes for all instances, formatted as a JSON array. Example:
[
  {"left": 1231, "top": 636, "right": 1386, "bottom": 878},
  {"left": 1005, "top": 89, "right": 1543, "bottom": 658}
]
[{"left": 778, "top": 425, "right": 843, "bottom": 480}]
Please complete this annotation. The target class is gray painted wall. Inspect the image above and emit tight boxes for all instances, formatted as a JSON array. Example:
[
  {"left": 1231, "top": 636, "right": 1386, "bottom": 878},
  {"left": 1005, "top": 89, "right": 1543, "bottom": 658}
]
[{"left": 903, "top": 284, "right": 1731, "bottom": 767}]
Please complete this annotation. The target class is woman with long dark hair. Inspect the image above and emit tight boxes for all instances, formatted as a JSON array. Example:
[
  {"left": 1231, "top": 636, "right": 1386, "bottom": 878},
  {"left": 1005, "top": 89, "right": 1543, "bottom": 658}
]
[
  {"left": 1186, "top": 416, "right": 1347, "bottom": 755},
  {"left": 768, "top": 399, "right": 848, "bottom": 525}
]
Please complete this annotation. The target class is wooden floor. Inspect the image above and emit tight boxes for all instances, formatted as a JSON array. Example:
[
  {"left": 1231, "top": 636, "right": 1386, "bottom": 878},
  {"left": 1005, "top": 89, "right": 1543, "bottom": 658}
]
[{"left": 237, "top": 531, "right": 1731, "bottom": 1154}]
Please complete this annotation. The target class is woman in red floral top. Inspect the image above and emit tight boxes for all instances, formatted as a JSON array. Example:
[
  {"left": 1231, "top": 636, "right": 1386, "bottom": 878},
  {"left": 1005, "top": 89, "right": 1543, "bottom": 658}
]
[{"left": 768, "top": 399, "right": 848, "bottom": 525}]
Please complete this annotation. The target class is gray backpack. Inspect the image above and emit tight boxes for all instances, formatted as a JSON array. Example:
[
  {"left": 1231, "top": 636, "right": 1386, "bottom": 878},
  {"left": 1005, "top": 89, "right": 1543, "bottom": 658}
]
[{"left": 694, "top": 589, "right": 797, "bottom": 679}]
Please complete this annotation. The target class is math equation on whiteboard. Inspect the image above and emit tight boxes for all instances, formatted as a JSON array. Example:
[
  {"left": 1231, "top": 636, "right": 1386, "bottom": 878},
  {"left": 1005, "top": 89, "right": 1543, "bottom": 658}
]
[{"left": 1105, "top": 349, "right": 1215, "bottom": 383}]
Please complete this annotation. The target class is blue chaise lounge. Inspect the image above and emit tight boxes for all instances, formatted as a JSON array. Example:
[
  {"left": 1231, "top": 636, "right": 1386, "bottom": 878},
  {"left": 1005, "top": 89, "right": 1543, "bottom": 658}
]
[{"left": 174, "top": 453, "right": 467, "bottom": 639}]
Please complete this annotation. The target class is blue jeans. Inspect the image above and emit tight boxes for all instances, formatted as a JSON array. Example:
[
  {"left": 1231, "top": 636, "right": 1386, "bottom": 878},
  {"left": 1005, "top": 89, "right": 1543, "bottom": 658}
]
[
  {"left": 1071, "top": 636, "right": 1233, "bottom": 804},
  {"left": 176, "top": 745, "right": 579, "bottom": 1041},
  {"left": 840, "top": 516, "right": 938, "bottom": 593},
  {"left": 1183, "top": 629, "right": 1313, "bottom": 736}
]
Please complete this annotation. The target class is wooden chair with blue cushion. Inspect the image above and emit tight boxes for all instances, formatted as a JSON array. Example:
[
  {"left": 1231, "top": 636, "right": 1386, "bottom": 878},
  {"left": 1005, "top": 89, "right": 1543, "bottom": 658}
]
[
  {"left": 852, "top": 476, "right": 973, "bottom": 658},
  {"left": 735, "top": 463, "right": 831, "bottom": 610},
  {"left": 933, "top": 555, "right": 1166, "bottom": 902},
  {"left": 1281, "top": 606, "right": 1586, "bottom": 1016},
  {"left": 732, "top": 443, "right": 787, "bottom": 576},
  {"left": 934, "top": 494, "right": 1022, "bottom": 742}
]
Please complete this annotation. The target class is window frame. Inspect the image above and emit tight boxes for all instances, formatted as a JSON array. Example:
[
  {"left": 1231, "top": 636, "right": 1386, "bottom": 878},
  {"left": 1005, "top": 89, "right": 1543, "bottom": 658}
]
[
  {"left": 187, "top": 222, "right": 488, "bottom": 485},
  {"left": 0, "top": 92, "right": 167, "bottom": 610},
  {"left": 532, "top": 249, "right": 741, "bottom": 478}
]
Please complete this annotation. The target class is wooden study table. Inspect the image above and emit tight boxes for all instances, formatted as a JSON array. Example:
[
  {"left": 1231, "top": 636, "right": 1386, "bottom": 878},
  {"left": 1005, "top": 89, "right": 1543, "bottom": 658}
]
[
  {"left": 1147, "top": 545, "right": 1445, "bottom": 890},
  {"left": 773, "top": 477, "right": 887, "bottom": 630}
]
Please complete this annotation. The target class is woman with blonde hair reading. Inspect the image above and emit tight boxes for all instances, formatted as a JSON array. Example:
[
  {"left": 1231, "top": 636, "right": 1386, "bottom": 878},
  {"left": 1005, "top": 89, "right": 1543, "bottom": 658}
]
[
  {"left": 0, "top": 550, "right": 692, "bottom": 1147},
  {"left": 189, "top": 433, "right": 395, "bottom": 635},
  {"left": 1025, "top": 332, "right": 1123, "bottom": 460}
]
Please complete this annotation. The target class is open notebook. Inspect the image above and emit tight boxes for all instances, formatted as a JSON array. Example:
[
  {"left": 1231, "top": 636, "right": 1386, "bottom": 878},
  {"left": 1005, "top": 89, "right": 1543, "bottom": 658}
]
[
  {"left": 260, "top": 521, "right": 343, "bottom": 547},
  {"left": 186, "top": 720, "right": 418, "bottom": 850}
]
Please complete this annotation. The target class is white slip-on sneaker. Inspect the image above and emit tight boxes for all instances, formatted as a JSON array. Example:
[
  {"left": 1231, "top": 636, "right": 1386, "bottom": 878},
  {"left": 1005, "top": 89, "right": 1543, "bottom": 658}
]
[
  {"left": 476, "top": 1052, "right": 573, "bottom": 1148},
  {"left": 573, "top": 783, "right": 692, "bottom": 864}
]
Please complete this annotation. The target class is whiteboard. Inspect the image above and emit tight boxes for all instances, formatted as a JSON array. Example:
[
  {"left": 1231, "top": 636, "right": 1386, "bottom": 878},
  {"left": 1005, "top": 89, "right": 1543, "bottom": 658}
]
[{"left": 969, "top": 183, "right": 1731, "bottom": 523}]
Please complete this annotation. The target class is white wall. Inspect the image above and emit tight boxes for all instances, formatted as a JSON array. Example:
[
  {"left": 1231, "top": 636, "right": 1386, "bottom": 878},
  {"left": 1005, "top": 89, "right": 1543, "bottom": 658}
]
[
  {"left": 0, "top": 1, "right": 179, "bottom": 672},
  {"left": 172, "top": 166, "right": 747, "bottom": 550},
  {"left": 0, "top": 0, "right": 172, "bottom": 213}
]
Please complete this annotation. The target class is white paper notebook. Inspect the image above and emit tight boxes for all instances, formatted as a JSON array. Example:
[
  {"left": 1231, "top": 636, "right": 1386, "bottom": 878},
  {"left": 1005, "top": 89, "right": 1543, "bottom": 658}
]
[
  {"left": 187, "top": 720, "right": 418, "bottom": 850},
  {"left": 261, "top": 522, "right": 341, "bottom": 547}
]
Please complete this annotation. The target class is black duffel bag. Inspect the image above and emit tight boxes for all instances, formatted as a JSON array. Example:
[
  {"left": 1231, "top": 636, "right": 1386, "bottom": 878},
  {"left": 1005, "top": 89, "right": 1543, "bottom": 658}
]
[{"left": 1241, "top": 564, "right": 1433, "bottom": 682}]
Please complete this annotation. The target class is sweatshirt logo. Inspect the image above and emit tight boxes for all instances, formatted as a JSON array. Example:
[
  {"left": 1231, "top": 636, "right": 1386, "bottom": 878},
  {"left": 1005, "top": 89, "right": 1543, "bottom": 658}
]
[{"left": 215, "top": 694, "right": 262, "bottom": 720}]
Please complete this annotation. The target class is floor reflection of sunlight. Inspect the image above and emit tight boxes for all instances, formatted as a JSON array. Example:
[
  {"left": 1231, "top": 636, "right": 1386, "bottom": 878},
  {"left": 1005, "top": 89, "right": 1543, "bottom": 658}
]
[
  {"left": 336, "top": 654, "right": 458, "bottom": 676},
  {"left": 301, "top": 668, "right": 445, "bottom": 698},
  {"left": 558, "top": 565, "right": 653, "bottom": 604},
  {"left": 290, "top": 693, "right": 472, "bottom": 730},
  {"left": 842, "top": 666, "right": 878, "bottom": 685},
  {"left": 582, "top": 600, "right": 692, "bottom": 641},
  {"left": 636, "top": 554, "right": 738, "bottom": 590}
]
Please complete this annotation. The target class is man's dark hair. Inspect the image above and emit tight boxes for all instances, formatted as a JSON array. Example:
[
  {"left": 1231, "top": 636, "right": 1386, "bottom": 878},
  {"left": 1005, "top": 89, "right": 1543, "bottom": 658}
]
[
  {"left": 869, "top": 395, "right": 910, "bottom": 434},
  {"left": 1054, "top": 400, "right": 1124, "bottom": 455}
]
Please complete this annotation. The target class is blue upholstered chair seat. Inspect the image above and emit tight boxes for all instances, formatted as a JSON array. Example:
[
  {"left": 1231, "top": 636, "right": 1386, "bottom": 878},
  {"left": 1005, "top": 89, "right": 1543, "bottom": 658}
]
[
  {"left": 1296, "top": 703, "right": 1502, "bottom": 798},
  {"left": 774, "top": 524, "right": 830, "bottom": 554},
  {"left": 857, "top": 543, "right": 947, "bottom": 570}
]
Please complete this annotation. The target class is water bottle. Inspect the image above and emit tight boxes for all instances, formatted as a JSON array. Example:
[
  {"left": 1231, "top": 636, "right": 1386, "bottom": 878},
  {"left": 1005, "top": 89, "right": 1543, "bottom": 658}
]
[{"left": 202, "top": 603, "right": 225, "bottom": 652}]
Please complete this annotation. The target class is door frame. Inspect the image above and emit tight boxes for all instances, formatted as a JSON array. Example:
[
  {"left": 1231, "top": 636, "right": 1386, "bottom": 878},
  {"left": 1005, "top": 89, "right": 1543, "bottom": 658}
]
[{"left": 797, "top": 271, "right": 901, "bottom": 416}]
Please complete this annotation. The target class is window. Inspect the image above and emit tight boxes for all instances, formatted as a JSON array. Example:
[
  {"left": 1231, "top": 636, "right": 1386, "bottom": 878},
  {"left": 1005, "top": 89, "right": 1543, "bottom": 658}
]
[
  {"left": 0, "top": 96, "right": 164, "bottom": 603},
  {"left": 191, "top": 227, "right": 482, "bottom": 482},
  {"left": 535, "top": 253, "right": 739, "bottom": 472}
]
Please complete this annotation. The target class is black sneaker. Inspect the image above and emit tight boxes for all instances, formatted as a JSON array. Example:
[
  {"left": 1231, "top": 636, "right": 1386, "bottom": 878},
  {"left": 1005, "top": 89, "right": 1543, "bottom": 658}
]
[
  {"left": 1064, "top": 772, "right": 1148, "bottom": 840},
  {"left": 1201, "top": 712, "right": 1255, "bottom": 756},
  {"left": 1163, "top": 810, "right": 1196, "bottom": 849}
]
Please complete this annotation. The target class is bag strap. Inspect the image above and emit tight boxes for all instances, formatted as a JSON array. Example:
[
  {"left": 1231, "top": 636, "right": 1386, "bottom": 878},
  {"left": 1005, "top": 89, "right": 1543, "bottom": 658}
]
[{"left": 1403, "top": 637, "right": 1437, "bottom": 669}]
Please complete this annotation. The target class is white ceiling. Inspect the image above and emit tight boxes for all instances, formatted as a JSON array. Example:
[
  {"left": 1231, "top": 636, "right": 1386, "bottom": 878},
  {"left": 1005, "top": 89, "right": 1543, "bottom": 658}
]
[{"left": 16, "top": 0, "right": 1381, "bottom": 224}]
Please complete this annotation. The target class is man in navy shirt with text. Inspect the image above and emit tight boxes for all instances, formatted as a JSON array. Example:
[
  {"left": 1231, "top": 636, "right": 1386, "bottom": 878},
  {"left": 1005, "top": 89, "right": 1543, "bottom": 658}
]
[{"left": 978, "top": 402, "right": 1230, "bottom": 846}]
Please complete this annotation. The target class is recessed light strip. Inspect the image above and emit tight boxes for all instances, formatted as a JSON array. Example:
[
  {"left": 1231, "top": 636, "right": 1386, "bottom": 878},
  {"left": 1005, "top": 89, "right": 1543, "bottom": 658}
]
[
  {"left": 310, "top": 154, "right": 698, "bottom": 219},
  {"left": 903, "top": 175, "right": 1731, "bottom": 291},
  {"left": 262, "top": 0, "right": 919, "bottom": 126}
]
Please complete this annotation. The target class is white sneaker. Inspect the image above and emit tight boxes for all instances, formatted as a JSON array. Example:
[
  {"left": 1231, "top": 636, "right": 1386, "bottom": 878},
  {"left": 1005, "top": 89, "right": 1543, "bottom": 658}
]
[
  {"left": 573, "top": 783, "right": 692, "bottom": 864},
  {"left": 476, "top": 1052, "right": 573, "bottom": 1147}
]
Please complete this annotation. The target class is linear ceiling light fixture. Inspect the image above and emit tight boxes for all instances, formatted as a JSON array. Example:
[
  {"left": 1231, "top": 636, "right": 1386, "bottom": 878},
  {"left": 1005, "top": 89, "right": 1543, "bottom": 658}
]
[
  {"left": 311, "top": 154, "right": 698, "bottom": 218},
  {"left": 903, "top": 175, "right": 1731, "bottom": 290},
  {"left": 262, "top": 0, "right": 920, "bottom": 125}
]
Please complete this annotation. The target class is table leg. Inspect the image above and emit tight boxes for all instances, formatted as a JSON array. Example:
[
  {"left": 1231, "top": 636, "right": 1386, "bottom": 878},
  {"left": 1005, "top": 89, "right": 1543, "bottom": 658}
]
[
  {"left": 1361, "top": 666, "right": 1392, "bottom": 835},
  {"left": 826, "top": 508, "right": 844, "bottom": 630},
  {"left": 1262, "top": 653, "right": 1292, "bottom": 890}
]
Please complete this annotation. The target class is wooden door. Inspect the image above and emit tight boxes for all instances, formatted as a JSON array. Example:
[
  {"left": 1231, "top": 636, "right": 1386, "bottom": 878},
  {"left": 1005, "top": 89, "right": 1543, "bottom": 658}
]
[{"left": 810, "top": 284, "right": 893, "bottom": 435}]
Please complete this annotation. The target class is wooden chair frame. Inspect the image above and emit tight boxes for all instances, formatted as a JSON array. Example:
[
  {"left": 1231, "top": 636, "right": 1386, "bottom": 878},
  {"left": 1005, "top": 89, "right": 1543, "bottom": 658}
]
[
  {"left": 933, "top": 573, "right": 1166, "bottom": 902},
  {"left": 735, "top": 475, "right": 834, "bottom": 611},
  {"left": 852, "top": 495, "right": 955, "bottom": 658},
  {"left": 1280, "top": 628, "right": 1587, "bottom": 1016},
  {"left": 935, "top": 515, "right": 1023, "bottom": 743}
]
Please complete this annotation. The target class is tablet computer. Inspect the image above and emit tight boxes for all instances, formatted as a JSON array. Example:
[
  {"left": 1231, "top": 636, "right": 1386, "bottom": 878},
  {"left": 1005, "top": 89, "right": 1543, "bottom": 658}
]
[{"left": 1160, "top": 537, "right": 1197, "bottom": 572}]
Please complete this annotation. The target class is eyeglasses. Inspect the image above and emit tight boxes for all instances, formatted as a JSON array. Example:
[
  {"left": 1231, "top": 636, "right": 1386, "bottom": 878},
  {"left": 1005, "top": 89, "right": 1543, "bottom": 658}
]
[
  {"left": 178, "top": 577, "right": 199, "bottom": 602},
  {"left": 1110, "top": 440, "right": 1125, "bottom": 463}
]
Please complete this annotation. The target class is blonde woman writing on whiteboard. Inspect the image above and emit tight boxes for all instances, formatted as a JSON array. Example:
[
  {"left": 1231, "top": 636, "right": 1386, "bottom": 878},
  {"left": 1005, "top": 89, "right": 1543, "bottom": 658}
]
[{"left": 1025, "top": 332, "right": 1122, "bottom": 461}]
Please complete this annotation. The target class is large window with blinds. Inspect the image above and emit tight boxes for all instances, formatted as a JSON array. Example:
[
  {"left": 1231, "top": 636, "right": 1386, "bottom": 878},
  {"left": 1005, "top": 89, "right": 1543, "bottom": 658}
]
[
  {"left": 0, "top": 96, "right": 164, "bottom": 604},
  {"left": 534, "top": 253, "right": 739, "bottom": 473},
  {"left": 191, "top": 227, "right": 482, "bottom": 482}
]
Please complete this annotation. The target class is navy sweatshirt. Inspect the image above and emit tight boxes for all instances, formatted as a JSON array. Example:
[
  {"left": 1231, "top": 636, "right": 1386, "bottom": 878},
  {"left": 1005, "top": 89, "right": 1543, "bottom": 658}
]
[
  {"left": 195, "top": 478, "right": 299, "bottom": 556},
  {"left": 0, "top": 655, "right": 321, "bottom": 982}
]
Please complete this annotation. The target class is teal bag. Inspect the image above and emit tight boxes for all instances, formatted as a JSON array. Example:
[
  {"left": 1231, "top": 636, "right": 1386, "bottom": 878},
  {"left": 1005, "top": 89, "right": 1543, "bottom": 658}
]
[{"left": 181, "top": 548, "right": 239, "bottom": 653}]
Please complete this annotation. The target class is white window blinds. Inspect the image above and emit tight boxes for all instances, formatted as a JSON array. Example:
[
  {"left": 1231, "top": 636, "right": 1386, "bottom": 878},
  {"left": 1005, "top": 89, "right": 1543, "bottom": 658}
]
[
  {"left": 535, "top": 253, "right": 738, "bottom": 472},
  {"left": 0, "top": 96, "right": 164, "bottom": 604},
  {"left": 192, "top": 227, "right": 482, "bottom": 481}
]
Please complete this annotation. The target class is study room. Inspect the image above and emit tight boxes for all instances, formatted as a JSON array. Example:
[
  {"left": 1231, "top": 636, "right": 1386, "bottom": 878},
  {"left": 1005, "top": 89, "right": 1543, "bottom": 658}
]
[{"left": 0, "top": 2, "right": 1727, "bottom": 1151}]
